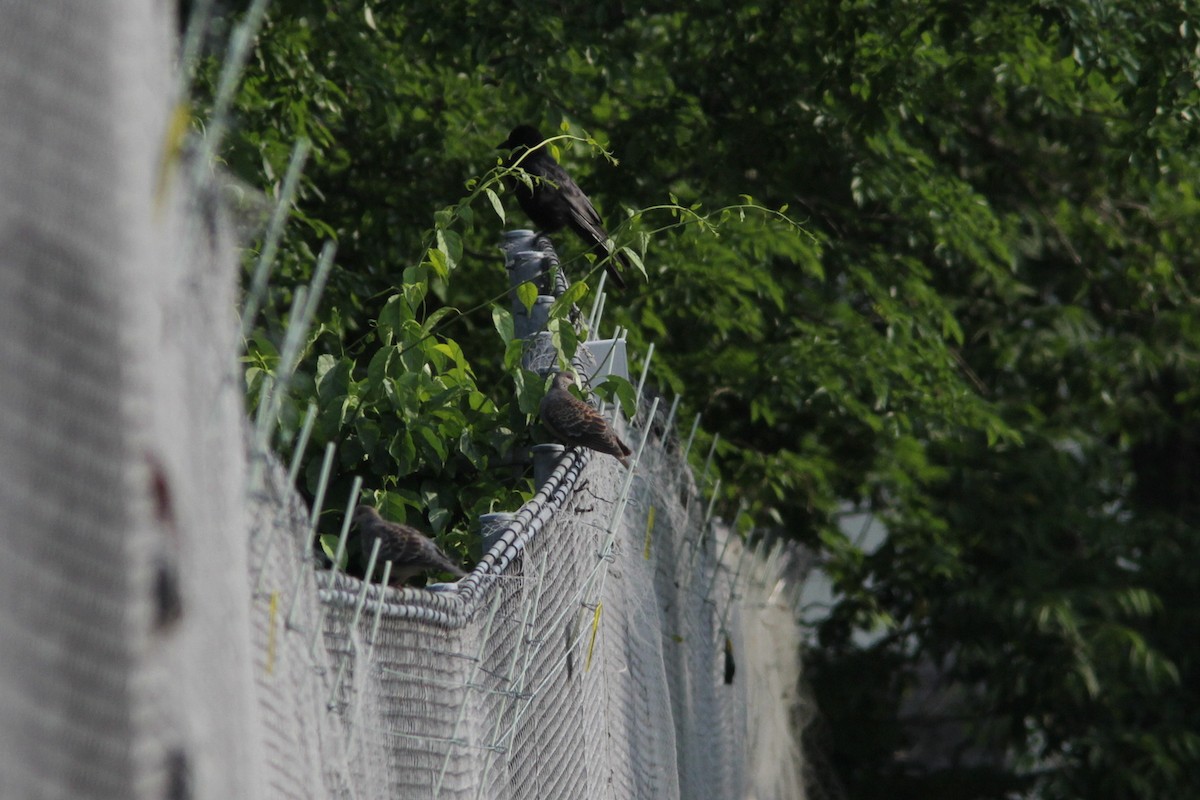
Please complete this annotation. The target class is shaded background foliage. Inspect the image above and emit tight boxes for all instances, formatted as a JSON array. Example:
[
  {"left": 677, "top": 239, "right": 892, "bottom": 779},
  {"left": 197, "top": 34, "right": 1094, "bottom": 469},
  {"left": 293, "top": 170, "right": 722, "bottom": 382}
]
[{"left": 192, "top": 0, "right": 1200, "bottom": 796}]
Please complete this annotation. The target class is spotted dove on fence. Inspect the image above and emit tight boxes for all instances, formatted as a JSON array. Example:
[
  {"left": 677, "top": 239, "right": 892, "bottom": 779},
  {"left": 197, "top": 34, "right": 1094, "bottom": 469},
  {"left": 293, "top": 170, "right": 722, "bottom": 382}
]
[
  {"left": 539, "top": 371, "right": 632, "bottom": 467},
  {"left": 352, "top": 505, "right": 466, "bottom": 586}
]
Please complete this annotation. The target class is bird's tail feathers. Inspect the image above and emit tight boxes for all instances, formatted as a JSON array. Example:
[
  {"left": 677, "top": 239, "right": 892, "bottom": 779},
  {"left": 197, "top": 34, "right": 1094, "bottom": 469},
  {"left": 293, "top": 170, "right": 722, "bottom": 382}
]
[{"left": 617, "top": 438, "right": 634, "bottom": 469}]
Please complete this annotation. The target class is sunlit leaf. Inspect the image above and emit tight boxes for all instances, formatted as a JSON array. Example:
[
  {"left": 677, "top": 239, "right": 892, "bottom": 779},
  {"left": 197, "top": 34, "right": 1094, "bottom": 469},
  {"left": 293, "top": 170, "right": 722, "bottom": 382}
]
[
  {"left": 485, "top": 187, "right": 505, "bottom": 223},
  {"left": 516, "top": 280, "right": 538, "bottom": 315}
]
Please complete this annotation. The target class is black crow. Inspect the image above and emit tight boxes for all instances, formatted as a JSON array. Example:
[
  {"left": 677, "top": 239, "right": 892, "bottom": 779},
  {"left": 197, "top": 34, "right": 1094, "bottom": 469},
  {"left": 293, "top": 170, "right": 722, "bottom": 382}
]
[{"left": 499, "top": 125, "right": 629, "bottom": 289}]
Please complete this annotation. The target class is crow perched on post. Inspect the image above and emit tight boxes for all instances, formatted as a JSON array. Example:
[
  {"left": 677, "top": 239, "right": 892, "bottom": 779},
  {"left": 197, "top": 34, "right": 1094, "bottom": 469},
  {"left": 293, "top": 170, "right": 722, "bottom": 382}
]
[{"left": 498, "top": 125, "right": 628, "bottom": 289}]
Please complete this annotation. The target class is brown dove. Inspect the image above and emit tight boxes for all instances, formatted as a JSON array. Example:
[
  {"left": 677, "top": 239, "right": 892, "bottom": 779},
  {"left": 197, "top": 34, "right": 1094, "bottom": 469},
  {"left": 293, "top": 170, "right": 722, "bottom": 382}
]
[
  {"left": 352, "top": 505, "right": 466, "bottom": 586},
  {"left": 539, "top": 371, "right": 632, "bottom": 467}
]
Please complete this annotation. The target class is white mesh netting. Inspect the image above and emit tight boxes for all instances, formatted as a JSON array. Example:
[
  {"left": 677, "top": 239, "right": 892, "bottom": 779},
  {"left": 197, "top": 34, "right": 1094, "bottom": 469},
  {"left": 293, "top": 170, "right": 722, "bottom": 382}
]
[{"left": 0, "top": 3, "right": 807, "bottom": 798}]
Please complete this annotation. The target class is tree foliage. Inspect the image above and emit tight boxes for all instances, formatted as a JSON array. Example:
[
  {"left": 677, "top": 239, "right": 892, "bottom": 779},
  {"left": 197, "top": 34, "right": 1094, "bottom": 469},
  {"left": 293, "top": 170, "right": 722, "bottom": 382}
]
[{"left": 192, "top": 0, "right": 1200, "bottom": 796}]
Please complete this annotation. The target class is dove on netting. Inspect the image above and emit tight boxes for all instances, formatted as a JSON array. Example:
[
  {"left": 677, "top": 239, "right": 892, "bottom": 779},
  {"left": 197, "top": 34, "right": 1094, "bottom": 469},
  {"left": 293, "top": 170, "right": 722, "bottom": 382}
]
[
  {"left": 352, "top": 505, "right": 466, "bottom": 586},
  {"left": 539, "top": 371, "right": 633, "bottom": 468},
  {"left": 498, "top": 125, "right": 628, "bottom": 289}
]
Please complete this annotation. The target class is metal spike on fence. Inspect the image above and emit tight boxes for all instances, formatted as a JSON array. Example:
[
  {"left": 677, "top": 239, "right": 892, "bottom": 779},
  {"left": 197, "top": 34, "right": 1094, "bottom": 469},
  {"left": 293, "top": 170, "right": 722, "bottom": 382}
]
[
  {"left": 605, "top": 395, "right": 660, "bottom": 536},
  {"left": 328, "top": 475, "right": 364, "bottom": 579},
  {"left": 747, "top": 531, "right": 772, "bottom": 577},
  {"left": 241, "top": 138, "right": 311, "bottom": 340},
  {"left": 586, "top": 273, "right": 608, "bottom": 333},
  {"left": 681, "top": 413, "right": 702, "bottom": 466},
  {"left": 673, "top": 412, "right": 705, "bottom": 553},
  {"left": 700, "top": 433, "right": 720, "bottom": 489},
  {"left": 274, "top": 241, "right": 335, "bottom": 386},
  {"left": 251, "top": 288, "right": 301, "bottom": 448},
  {"left": 250, "top": 240, "right": 336, "bottom": 458},
  {"left": 608, "top": 329, "right": 630, "bottom": 425},
  {"left": 245, "top": 375, "right": 276, "bottom": 493},
  {"left": 762, "top": 539, "right": 787, "bottom": 594},
  {"left": 286, "top": 403, "right": 318, "bottom": 485},
  {"left": 703, "top": 478, "right": 722, "bottom": 526},
  {"left": 282, "top": 561, "right": 312, "bottom": 633},
  {"left": 718, "top": 533, "right": 755, "bottom": 636},
  {"left": 301, "top": 241, "right": 337, "bottom": 329},
  {"left": 176, "top": 0, "right": 216, "bottom": 88},
  {"left": 327, "top": 536, "right": 382, "bottom": 709},
  {"left": 345, "top": 558, "right": 394, "bottom": 756},
  {"left": 633, "top": 342, "right": 655, "bottom": 420},
  {"left": 270, "top": 285, "right": 308, "bottom": 379},
  {"left": 367, "top": 561, "right": 394, "bottom": 649},
  {"left": 284, "top": 442, "right": 336, "bottom": 630},
  {"left": 590, "top": 292, "right": 608, "bottom": 340},
  {"left": 685, "top": 477, "right": 723, "bottom": 583},
  {"left": 306, "top": 442, "right": 337, "bottom": 542},
  {"left": 190, "top": 0, "right": 270, "bottom": 171},
  {"left": 702, "top": 502, "right": 746, "bottom": 603},
  {"left": 662, "top": 394, "right": 682, "bottom": 441}
]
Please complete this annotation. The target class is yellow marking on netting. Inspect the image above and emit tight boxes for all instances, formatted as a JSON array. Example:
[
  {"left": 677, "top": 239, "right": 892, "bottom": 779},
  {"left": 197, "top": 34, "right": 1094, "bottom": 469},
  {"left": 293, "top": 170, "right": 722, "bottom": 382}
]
[
  {"left": 643, "top": 505, "right": 656, "bottom": 559},
  {"left": 585, "top": 603, "right": 603, "bottom": 672},
  {"left": 155, "top": 101, "right": 191, "bottom": 212},
  {"left": 265, "top": 591, "right": 279, "bottom": 676}
]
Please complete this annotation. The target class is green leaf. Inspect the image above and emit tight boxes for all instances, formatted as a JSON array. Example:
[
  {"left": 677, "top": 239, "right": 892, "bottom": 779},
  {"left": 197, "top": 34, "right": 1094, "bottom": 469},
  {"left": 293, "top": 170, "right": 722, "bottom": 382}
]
[
  {"left": 514, "top": 369, "right": 544, "bottom": 415},
  {"left": 377, "top": 295, "right": 409, "bottom": 344},
  {"left": 422, "top": 306, "right": 457, "bottom": 334},
  {"left": 438, "top": 229, "right": 463, "bottom": 272},
  {"left": 549, "top": 317, "right": 579, "bottom": 365},
  {"left": 316, "top": 356, "right": 352, "bottom": 402},
  {"left": 432, "top": 341, "right": 468, "bottom": 369},
  {"left": 366, "top": 346, "right": 392, "bottom": 392},
  {"left": 516, "top": 280, "right": 538, "bottom": 315},
  {"left": 484, "top": 187, "right": 505, "bottom": 223},
  {"left": 492, "top": 305, "right": 515, "bottom": 342},
  {"left": 503, "top": 338, "right": 524, "bottom": 370},
  {"left": 319, "top": 534, "right": 344, "bottom": 566},
  {"left": 427, "top": 246, "right": 449, "bottom": 279},
  {"left": 551, "top": 280, "right": 589, "bottom": 317},
  {"left": 415, "top": 424, "right": 449, "bottom": 466},
  {"left": 387, "top": 431, "right": 416, "bottom": 469},
  {"left": 594, "top": 374, "right": 637, "bottom": 417},
  {"left": 378, "top": 491, "right": 415, "bottom": 523},
  {"left": 621, "top": 246, "right": 647, "bottom": 279}
]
